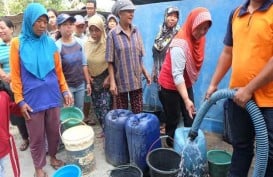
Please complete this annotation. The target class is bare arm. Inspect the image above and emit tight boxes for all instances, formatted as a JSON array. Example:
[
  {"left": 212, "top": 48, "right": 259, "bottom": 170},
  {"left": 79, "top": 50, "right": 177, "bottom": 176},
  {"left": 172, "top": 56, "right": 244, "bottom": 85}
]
[
  {"left": 205, "top": 45, "right": 232, "bottom": 99},
  {"left": 108, "top": 63, "right": 117, "bottom": 96},
  {"left": 83, "top": 65, "right": 92, "bottom": 96},
  {"left": 141, "top": 64, "right": 151, "bottom": 85},
  {"left": 0, "top": 68, "right": 10, "bottom": 83},
  {"left": 176, "top": 82, "right": 195, "bottom": 118}
]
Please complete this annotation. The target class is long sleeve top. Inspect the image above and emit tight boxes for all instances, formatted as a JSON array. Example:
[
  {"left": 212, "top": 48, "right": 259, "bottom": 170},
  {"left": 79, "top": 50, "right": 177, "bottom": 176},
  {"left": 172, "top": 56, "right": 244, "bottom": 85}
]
[{"left": 10, "top": 37, "right": 69, "bottom": 112}]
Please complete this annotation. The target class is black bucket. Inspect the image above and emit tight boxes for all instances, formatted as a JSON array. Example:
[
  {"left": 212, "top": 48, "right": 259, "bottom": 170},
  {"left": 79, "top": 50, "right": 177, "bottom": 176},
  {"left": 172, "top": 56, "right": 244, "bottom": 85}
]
[
  {"left": 109, "top": 165, "right": 143, "bottom": 177},
  {"left": 146, "top": 148, "right": 181, "bottom": 177}
]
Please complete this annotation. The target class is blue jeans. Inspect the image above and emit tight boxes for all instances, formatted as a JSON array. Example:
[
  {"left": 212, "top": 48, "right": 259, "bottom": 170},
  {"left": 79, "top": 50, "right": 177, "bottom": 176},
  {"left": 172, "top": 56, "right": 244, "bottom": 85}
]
[
  {"left": 0, "top": 156, "right": 7, "bottom": 177},
  {"left": 226, "top": 99, "right": 273, "bottom": 177},
  {"left": 69, "top": 83, "right": 85, "bottom": 110}
]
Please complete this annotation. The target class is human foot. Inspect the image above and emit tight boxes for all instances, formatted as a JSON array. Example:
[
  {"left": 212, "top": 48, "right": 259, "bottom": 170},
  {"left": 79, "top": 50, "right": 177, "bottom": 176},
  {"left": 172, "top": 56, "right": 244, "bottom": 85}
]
[
  {"left": 34, "top": 169, "right": 48, "bottom": 177},
  {"left": 19, "top": 139, "right": 29, "bottom": 151},
  {"left": 50, "top": 158, "right": 65, "bottom": 170}
]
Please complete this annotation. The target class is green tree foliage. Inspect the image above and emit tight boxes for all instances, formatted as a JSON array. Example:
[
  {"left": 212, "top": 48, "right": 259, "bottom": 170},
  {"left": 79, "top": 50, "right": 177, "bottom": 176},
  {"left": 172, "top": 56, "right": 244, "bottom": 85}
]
[{"left": 0, "top": 0, "right": 66, "bottom": 16}]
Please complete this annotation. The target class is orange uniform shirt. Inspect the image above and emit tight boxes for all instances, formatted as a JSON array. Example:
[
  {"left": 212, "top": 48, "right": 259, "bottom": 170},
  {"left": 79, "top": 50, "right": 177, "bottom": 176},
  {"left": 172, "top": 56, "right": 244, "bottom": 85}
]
[{"left": 230, "top": 5, "right": 273, "bottom": 107}]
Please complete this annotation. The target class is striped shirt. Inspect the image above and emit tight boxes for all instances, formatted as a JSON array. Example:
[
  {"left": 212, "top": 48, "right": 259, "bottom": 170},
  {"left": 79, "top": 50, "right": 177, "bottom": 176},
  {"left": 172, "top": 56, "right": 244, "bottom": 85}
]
[
  {"left": 0, "top": 41, "right": 10, "bottom": 73},
  {"left": 105, "top": 24, "right": 145, "bottom": 92}
]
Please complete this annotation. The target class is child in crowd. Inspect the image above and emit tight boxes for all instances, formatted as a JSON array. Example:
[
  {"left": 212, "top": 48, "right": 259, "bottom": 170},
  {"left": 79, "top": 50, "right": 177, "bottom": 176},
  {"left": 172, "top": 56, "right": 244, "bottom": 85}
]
[
  {"left": 106, "top": 14, "right": 118, "bottom": 34},
  {"left": 0, "top": 80, "right": 21, "bottom": 177}
]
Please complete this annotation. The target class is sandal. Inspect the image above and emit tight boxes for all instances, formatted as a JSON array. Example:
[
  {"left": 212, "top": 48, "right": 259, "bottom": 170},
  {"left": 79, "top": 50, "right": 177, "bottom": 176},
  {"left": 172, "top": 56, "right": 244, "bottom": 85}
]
[
  {"left": 50, "top": 159, "right": 65, "bottom": 170},
  {"left": 19, "top": 139, "right": 29, "bottom": 151}
]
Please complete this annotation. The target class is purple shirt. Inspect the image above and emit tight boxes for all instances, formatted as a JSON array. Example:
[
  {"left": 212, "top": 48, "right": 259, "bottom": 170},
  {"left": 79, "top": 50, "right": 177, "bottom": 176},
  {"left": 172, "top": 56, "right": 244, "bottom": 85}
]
[{"left": 105, "top": 24, "right": 145, "bottom": 92}]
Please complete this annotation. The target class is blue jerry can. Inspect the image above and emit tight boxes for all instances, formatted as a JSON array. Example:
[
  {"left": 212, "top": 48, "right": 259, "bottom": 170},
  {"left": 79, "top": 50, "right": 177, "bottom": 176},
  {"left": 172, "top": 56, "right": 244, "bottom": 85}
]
[
  {"left": 125, "top": 113, "right": 161, "bottom": 172},
  {"left": 104, "top": 109, "right": 133, "bottom": 166}
]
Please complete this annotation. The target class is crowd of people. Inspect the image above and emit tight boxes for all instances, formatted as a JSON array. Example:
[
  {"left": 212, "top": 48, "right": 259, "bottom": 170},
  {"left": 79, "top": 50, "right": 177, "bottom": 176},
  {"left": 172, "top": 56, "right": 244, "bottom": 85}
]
[{"left": 0, "top": 0, "right": 273, "bottom": 177}]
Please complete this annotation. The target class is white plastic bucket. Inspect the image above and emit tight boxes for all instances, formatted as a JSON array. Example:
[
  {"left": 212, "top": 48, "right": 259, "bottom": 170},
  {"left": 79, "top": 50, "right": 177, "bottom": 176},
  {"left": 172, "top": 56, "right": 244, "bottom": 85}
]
[{"left": 60, "top": 119, "right": 95, "bottom": 175}]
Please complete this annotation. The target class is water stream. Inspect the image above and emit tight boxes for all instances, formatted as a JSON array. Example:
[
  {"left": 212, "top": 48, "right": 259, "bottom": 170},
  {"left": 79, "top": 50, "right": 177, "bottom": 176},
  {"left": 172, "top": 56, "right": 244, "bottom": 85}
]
[{"left": 177, "top": 138, "right": 208, "bottom": 177}]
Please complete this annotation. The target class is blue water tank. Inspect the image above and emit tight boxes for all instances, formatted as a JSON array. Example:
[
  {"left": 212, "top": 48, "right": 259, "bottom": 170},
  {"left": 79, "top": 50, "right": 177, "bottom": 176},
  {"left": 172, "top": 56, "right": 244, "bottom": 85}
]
[
  {"left": 104, "top": 109, "right": 133, "bottom": 166},
  {"left": 174, "top": 127, "right": 208, "bottom": 176},
  {"left": 125, "top": 113, "right": 161, "bottom": 172}
]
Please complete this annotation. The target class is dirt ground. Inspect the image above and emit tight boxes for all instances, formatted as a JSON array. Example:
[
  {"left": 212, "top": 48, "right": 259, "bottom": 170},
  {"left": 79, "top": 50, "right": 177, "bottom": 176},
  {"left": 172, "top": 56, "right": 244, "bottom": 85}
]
[{"left": 5, "top": 119, "right": 255, "bottom": 177}]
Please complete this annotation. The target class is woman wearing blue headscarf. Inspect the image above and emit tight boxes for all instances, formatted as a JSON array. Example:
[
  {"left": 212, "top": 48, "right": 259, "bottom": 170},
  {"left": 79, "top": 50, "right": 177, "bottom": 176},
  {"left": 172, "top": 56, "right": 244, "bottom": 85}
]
[{"left": 9, "top": 3, "right": 73, "bottom": 177}]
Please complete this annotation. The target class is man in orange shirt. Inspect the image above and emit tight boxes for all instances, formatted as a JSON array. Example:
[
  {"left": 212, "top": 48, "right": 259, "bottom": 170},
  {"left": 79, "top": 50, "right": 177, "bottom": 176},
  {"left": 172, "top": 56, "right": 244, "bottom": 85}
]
[{"left": 205, "top": 0, "right": 273, "bottom": 176}]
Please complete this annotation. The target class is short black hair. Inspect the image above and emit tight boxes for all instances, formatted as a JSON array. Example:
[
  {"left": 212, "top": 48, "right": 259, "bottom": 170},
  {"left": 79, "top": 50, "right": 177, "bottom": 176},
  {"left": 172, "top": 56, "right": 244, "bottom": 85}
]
[
  {"left": 0, "top": 17, "right": 14, "bottom": 29},
  {"left": 86, "top": 0, "right": 97, "bottom": 8}
]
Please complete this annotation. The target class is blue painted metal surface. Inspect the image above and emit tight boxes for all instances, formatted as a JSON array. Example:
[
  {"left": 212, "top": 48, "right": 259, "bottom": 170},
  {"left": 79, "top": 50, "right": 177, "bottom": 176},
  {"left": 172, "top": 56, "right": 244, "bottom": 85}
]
[{"left": 133, "top": 0, "right": 242, "bottom": 133}]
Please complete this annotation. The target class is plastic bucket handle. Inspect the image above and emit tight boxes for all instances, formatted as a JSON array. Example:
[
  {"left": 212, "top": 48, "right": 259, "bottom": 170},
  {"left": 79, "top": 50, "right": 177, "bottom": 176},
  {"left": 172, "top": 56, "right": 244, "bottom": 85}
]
[
  {"left": 148, "top": 135, "right": 182, "bottom": 153},
  {"left": 59, "top": 118, "right": 87, "bottom": 138},
  {"left": 107, "top": 164, "right": 143, "bottom": 177}
]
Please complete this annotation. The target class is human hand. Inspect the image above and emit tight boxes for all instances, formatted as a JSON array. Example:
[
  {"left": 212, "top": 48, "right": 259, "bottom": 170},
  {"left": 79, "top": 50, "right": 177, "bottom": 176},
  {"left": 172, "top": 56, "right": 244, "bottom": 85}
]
[
  {"left": 185, "top": 99, "right": 196, "bottom": 119},
  {"left": 233, "top": 87, "right": 252, "bottom": 108},
  {"left": 86, "top": 84, "right": 92, "bottom": 96},
  {"left": 103, "top": 77, "right": 110, "bottom": 89},
  {"left": 110, "top": 81, "right": 118, "bottom": 96},
  {"left": 63, "top": 92, "right": 74, "bottom": 106},
  {"left": 146, "top": 75, "right": 152, "bottom": 85},
  {"left": 2, "top": 73, "right": 11, "bottom": 83},
  {"left": 20, "top": 103, "right": 33, "bottom": 120},
  {"left": 205, "top": 85, "right": 218, "bottom": 100}
]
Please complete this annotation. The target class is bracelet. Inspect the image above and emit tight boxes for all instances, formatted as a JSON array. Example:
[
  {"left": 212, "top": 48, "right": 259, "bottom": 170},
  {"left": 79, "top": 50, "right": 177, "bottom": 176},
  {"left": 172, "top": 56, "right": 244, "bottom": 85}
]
[{"left": 86, "top": 83, "right": 91, "bottom": 85}]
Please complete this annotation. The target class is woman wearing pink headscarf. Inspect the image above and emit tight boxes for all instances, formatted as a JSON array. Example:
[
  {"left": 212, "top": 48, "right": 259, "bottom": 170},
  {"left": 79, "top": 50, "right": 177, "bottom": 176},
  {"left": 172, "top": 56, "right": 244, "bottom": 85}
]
[{"left": 158, "top": 7, "right": 212, "bottom": 147}]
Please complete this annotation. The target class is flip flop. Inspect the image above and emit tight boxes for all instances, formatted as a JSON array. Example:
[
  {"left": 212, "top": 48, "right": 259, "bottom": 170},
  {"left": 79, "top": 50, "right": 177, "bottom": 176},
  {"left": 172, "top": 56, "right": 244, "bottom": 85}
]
[
  {"left": 50, "top": 160, "right": 65, "bottom": 170},
  {"left": 19, "top": 140, "right": 29, "bottom": 151}
]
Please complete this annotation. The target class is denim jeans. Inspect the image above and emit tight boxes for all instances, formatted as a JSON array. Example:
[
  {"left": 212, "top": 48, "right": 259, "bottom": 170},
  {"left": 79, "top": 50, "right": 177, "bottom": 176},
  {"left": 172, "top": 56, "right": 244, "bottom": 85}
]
[
  {"left": 226, "top": 99, "right": 273, "bottom": 177},
  {"left": 0, "top": 156, "right": 7, "bottom": 177},
  {"left": 69, "top": 83, "right": 85, "bottom": 110}
]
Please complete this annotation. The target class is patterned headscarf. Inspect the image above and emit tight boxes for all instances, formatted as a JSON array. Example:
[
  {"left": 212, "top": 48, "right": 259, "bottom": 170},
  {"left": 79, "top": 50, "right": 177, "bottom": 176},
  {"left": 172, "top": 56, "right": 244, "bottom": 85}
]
[
  {"left": 153, "top": 6, "right": 180, "bottom": 52},
  {"left": 170, "top": 7, "right": 212, "bottom": 85},
  {"left": 152, "top": 6, "right": 180, "bottom": 82},
  {"left": 19, "top": 3, "right": 57, "bottom": 80}
]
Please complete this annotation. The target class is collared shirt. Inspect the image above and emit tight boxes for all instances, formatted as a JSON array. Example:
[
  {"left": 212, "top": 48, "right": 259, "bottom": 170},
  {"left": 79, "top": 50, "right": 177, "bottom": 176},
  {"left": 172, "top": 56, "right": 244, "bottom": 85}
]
[
  {"left": 223, "top": 0, "right": 273, "bottom": 46},
  {"left": 223, "top": 0, "right": 273, "bottom": 107},
  {"left": 0, "top": 41, "right": 10, "bottom": 73},
  {"left": 105, "top": 24, "right": 145, "bottom": 92}
]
